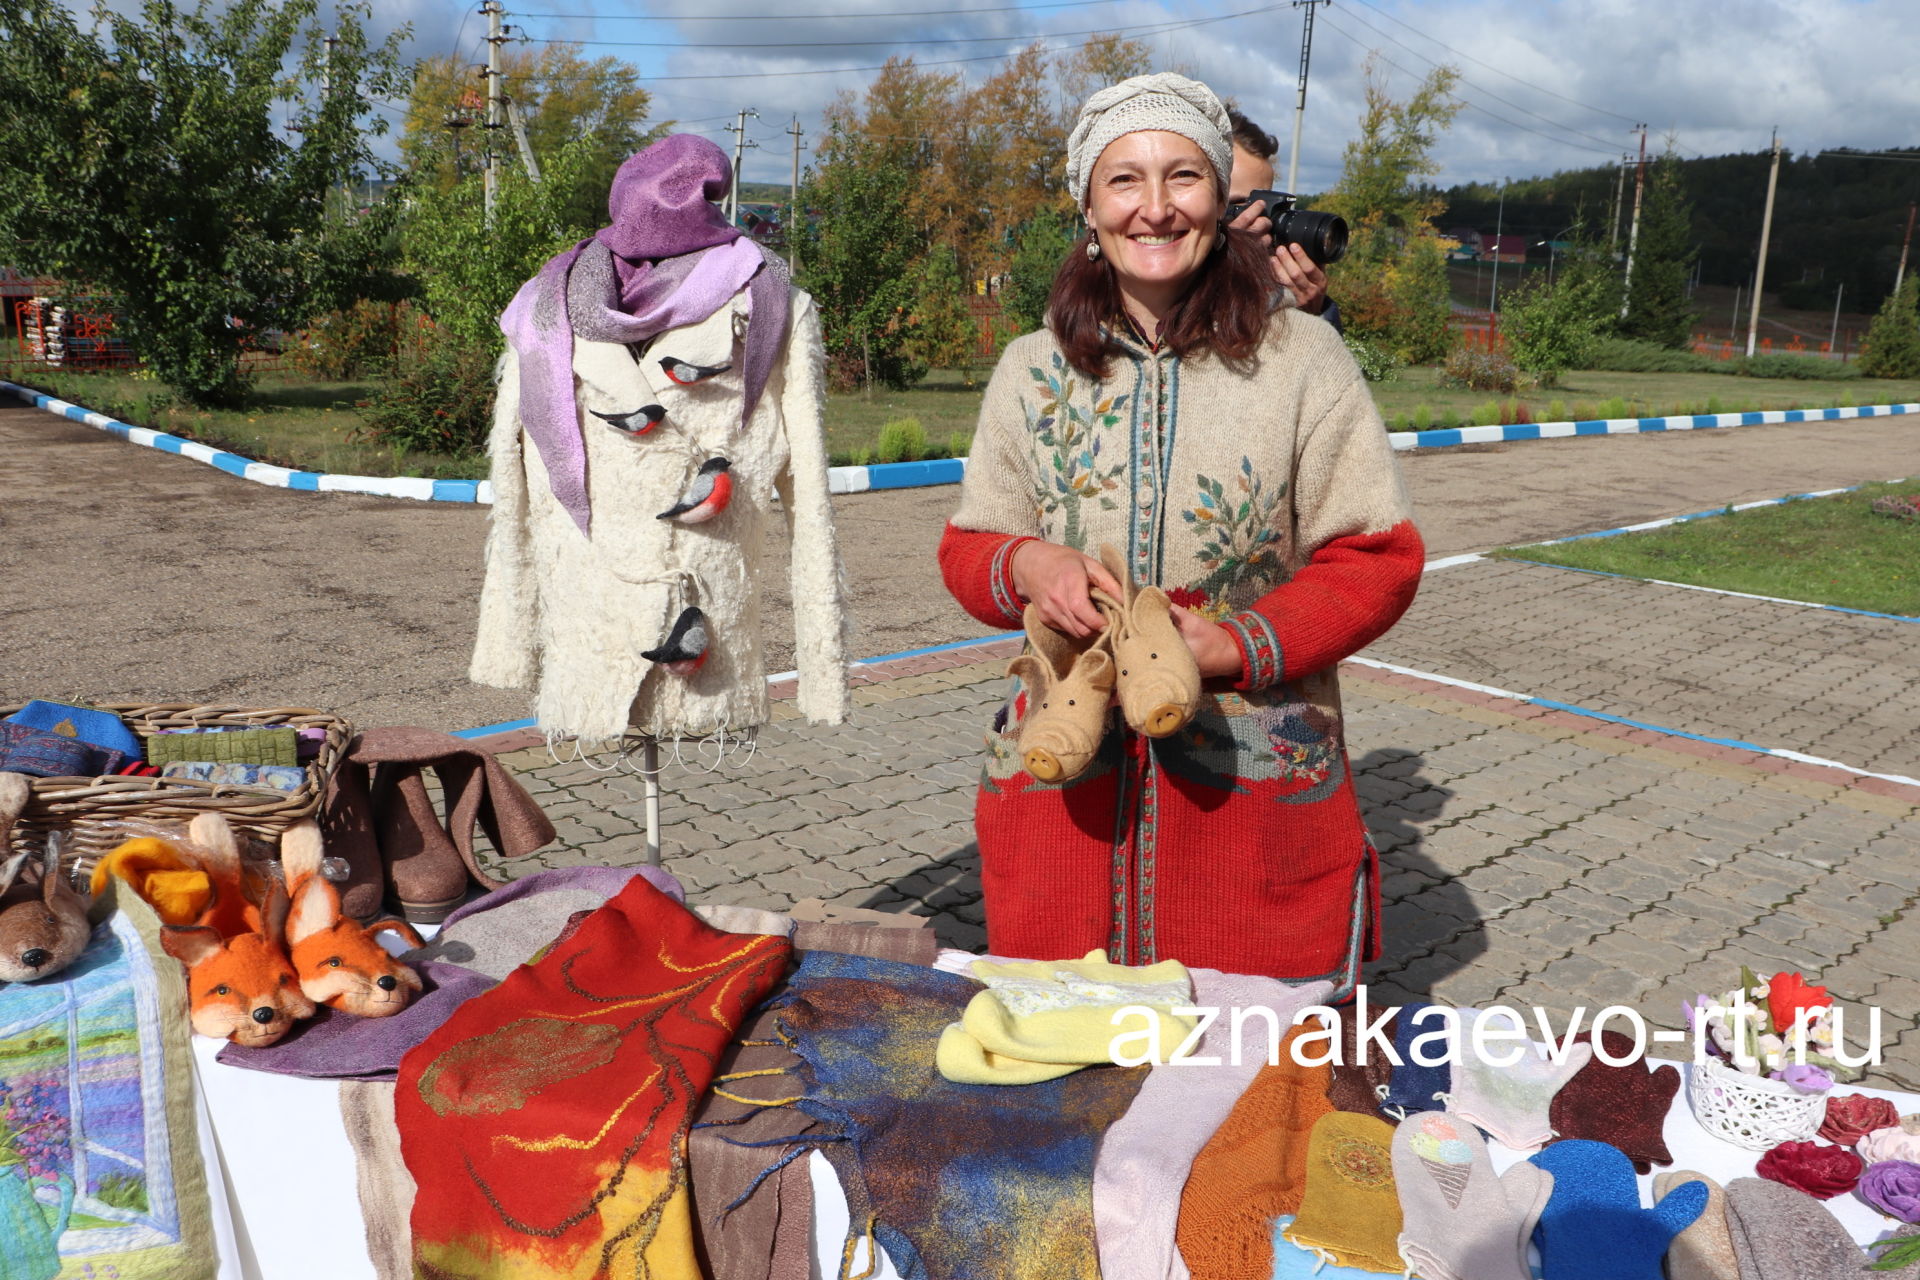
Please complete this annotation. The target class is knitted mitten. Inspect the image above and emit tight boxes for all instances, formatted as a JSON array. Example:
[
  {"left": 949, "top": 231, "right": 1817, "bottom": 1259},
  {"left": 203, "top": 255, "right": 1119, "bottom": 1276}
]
[
  {"left": 1379, "top": 1001, "right": 1453, "bottom": 1118},
  {"left": 1652, "top": 1171, "right": 1739, "bottom": 1280},
  {"left": 1280, "top": 1112, "right": 1404, "bottom": 1273},
  {"left": 1528, "top": 1140, "right": 1706, "bottom": 1280},
  {"left": 1726, "top": 1176, "right": 1920, "bottom": 1279},
  {"left": 1444, "top": 1010, "right": 1592, "bottom": 1150},
  {"left": 1326, "top": 1007, "right": 1398, "bottom": 1120},
  {"left": 1176, "top": 1023, "right": 1334, "bottom": 1280},
  {"left": 1546, "top": 1029, "right": 1680, "bottom": 1172},
  {"left": 1390, "top": 1110, "right": 1551, "bottom": 1280}
]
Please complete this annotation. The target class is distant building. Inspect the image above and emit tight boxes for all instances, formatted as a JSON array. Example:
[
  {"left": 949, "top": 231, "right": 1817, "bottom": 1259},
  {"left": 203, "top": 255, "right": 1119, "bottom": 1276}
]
[
  {"left": 1482, "top": 234, "right": 1528, "bottom": 264},
  {"left": 1445, "top": 227, "right": 1483, "bottom": 257}
]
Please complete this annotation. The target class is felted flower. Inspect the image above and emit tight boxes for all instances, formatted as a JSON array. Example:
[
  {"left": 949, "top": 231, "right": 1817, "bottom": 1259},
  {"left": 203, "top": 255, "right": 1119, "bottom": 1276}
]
[
  {"left": 1682, "top": 993, "right": 1711, "bottom": 1030},
  {"left": 1861, "top": 1119, "right": 1920, "bottom": 1166},
  {"left": 1859, "top": 1161, "right": 1920, "bottom": 1223},
  {"left": 1766, "top": 972, "right": 1831, "bottom": 1036},
  {"left": 1756, "top": 1139, "right": 1864, "bottom": 1200},
  {"left": 1822, "top": 1093, "right": 1901, "bottom": 1147},
  {"left": 1771, "top": 1063, "right": 1835, "bottom": 1094}
]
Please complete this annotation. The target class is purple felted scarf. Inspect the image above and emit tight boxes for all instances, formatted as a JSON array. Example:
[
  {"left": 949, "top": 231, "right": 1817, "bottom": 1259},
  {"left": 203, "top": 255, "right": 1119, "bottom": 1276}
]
[{"left": 499, "top": 133, "right": 792, "bottom": 534}]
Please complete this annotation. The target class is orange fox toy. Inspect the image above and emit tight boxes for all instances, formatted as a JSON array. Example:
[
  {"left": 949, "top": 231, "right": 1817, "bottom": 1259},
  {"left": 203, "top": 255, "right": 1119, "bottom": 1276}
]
[
  {"left": 149, "top": 814, "right": 316, "bottom": 1046},
  {"left": 279, "top": 822, "right": 424, "bottom": 1016}
]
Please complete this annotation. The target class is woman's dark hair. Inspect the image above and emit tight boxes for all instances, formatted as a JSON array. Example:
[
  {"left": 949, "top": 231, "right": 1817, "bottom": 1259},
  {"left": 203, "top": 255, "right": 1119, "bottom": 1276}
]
[
  {"left": 1226, "top": 108, "right": 1279, "bottom": 161},
  {"left": 1046, "top": 228, "right": 1274, "bottom": 380}
]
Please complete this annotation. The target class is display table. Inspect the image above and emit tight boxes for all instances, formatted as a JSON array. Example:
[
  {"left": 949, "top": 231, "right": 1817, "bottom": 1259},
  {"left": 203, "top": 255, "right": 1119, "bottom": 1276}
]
[{"left": 189, "top": 1028, "right": 1918, "bottom": 1279}]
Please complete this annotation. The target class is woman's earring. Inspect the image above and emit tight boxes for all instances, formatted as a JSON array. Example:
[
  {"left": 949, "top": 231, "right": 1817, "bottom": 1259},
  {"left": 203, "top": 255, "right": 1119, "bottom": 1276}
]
[
  {"left": 1087, "top": 237, "right": 1101, "bottom": 262},
  {"left": 1211, "top": 231, "right": 1226, "bottom": 254}
]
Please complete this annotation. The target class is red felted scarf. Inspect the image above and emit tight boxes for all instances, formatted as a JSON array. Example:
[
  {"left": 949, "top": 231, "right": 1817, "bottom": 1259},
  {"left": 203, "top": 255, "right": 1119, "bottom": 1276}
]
[{"left": 396, "top": 876, "right": 789, "bottom": 1279}]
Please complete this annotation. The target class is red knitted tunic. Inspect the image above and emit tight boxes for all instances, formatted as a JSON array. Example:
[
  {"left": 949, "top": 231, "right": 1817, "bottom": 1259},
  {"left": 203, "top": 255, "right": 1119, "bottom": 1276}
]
[{"left": 941, "top": 310, "right": 1422, "bottom": 992}]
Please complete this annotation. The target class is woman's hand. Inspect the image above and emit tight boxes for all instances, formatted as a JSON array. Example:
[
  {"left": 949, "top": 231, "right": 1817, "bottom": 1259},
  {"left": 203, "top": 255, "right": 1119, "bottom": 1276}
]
[
  {"left": 1010, "top": 541, "right": 1122, "bottom": 638},
  {"left": 1170, "top": 603, "right": 1244, "bottom": 680},
  {"left": 1270, "top": 242, "right": 1330, "bottom": 315}
]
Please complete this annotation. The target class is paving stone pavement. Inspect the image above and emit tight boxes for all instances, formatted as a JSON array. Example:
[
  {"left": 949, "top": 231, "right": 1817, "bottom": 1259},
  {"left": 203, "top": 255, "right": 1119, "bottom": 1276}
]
[
  {"left": 1365, "top": 557, "right": 1920, "bottom": 777},
  {"left": 476, "top": 623, "right": 1920, "bottom": 1091}
]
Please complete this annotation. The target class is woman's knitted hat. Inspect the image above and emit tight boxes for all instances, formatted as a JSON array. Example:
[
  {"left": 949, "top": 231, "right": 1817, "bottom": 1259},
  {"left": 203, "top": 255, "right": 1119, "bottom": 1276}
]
[{"left": 1064, "top": 72, "right": 1233, "bottom": 205}]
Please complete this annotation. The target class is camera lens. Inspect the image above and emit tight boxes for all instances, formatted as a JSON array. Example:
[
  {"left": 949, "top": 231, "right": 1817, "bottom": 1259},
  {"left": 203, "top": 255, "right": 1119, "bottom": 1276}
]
[{"left": 1276, "top": 210, "right": 1349, "bottom": 267}]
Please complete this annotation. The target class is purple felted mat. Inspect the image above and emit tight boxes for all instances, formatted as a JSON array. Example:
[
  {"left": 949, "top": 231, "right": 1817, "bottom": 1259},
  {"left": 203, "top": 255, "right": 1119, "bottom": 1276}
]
[
  {"left": 216, "top": 960, "right": 496, "bottom": 1081},
  {"left": 407, "top": 865, "right": 685, "bottom": 981}
]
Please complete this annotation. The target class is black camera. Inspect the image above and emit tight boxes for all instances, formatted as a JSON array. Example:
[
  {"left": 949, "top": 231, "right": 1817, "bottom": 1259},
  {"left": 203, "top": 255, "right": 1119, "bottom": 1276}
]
[{"left": 1222, "top": 189, "right": 1349, "bottom": 267}]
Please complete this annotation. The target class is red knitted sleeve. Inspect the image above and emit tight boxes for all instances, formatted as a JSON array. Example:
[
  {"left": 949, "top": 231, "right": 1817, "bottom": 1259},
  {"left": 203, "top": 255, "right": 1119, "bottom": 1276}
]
[
  {"left": 1220, "top": 519, "right": 1424, "bottom": 690},
  {"left": 937, "top": 523, "right": 1035, "bottom": 630}
]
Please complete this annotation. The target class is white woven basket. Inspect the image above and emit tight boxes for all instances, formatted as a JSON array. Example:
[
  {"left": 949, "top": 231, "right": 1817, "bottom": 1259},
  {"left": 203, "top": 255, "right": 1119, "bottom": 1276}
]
[{"left": 1687, "top": 1055, "right": 1826, "bottom": 1151}]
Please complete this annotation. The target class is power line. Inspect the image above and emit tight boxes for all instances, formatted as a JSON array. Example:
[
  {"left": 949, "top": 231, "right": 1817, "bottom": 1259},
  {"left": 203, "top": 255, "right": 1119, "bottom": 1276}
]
[
  {"left": 519, "top": 0, "right": 1123, "bottom": 17},
  {"left": 532, "top": 5, "right": 1279, "bottom": 50},
  {"left": 1344, "top": 0, "right": 1638, "bottom": 125}
]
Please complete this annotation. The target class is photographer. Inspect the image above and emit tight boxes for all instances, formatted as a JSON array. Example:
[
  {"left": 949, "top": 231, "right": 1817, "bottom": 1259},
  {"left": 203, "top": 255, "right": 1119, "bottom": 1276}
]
[{"left": 1227, "top": 108, "right": 1344, "bottom": 333}]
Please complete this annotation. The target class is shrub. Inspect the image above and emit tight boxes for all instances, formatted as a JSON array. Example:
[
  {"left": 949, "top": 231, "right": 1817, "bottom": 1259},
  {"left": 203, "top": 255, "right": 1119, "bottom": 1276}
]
[
  {"left": 357, "top": 323, "right": 495, "bottom": 455},
  {"left": 1342, "top": 333, "right": 1403, "bottom": 383},
  {"left": 1727, "top": 354, "right": 1862, "bottom": 381},
  {"left": 1858, "top": 277, "right": 1920, "bottom": 379},
  {"left": 288, "top": 299, "right": 423, "bottom": 381},
  {"left": 1469, "top": 399, "right": 1500, "bottom": 425},
  {"left": 1412, "top": 402, "right": 1433, "bottom": 430},
  {"left": 1439, "top": 346, "right": 1520, "bottom": 393},
  {"left": 1596, "top": 396, "right": 1630, "bottom": 420},
  {"left": 874, "top": 417, "right": 927, "bottom": 463},
  {"left": 1502, "top": 277, "right": 1609, "bottom": 384},
  {"left": 1580, "top": 336, "right": 1712, "bottom": 373},
  {"left": 945, "top": 429, "right": 973, "bottom": 458},
  {"left": 1547, "top": 398, "right": 1567, "bottom": 421}
]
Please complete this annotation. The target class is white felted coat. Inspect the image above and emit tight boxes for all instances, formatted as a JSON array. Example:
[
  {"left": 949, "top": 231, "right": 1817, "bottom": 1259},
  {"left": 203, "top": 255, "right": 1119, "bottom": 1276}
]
[{"left": 470, "top": 286, "right": 850, "bottom": 742}]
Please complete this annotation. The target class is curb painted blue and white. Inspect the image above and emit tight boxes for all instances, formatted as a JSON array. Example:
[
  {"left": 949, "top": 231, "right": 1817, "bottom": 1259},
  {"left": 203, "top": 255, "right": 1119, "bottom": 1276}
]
[
  {"left": 8, "top": 377, "right": 1916, "bottom": 502},
  {"left": 1386, "top": 402, "right": 1919, "bottom": 451}
]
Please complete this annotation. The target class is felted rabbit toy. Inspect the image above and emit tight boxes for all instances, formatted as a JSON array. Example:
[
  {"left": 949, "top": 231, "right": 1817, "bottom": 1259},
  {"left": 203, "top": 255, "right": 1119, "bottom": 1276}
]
[
  {"left": 0, "top": 773, "right": 91, "bottom": 984},
  {"left": 154, "top": 814, "right": 316, "bottom": 1045},
  {"left": 279, "top": 820, "right": 425, "bottom": 1017}
]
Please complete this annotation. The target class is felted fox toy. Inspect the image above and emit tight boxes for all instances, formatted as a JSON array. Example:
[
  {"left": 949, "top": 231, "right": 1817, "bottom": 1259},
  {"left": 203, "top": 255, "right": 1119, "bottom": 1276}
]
[
  {"left": 149, "top": 814, "right": 316, "bottom": 1046},
  {"left": 279, "top": 820, "right": 425, "bottom": 1017}
]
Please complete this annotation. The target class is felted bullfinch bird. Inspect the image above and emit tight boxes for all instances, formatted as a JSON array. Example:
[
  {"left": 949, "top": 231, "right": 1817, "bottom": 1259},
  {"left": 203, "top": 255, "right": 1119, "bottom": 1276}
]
[
  {"left": 642, "top": 607, "right": 710, "bottom": 675},
  {"left": 657, "top": 457, "right": 734, "bottom": 524},
  {"left": 659, "top": 356, "right": 730, "bottom": 385},
  {"left": 592, "top": 404, "right": 667, "bottom": 436}
]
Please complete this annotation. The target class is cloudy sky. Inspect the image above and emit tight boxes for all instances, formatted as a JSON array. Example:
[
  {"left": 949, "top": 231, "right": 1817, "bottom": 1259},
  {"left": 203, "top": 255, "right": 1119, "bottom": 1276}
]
[{"left": 80, "top": 0, "right": 1920, "bottom": 191}]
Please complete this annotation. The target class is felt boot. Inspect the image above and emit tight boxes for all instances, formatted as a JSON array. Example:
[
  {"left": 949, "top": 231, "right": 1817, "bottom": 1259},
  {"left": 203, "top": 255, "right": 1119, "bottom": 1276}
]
[
  {"left": 1095, "top": 545, "right": 1200, "bottom": 738},
  {"left": 1652, "top": 1171, "right": 1739, "bottom": 1280},
  {"left": 375, "top": 764, "right": 498, "bottom": 924},
  {"left": 1007, "top": 604, "right": 1115, "bottom": 783}
]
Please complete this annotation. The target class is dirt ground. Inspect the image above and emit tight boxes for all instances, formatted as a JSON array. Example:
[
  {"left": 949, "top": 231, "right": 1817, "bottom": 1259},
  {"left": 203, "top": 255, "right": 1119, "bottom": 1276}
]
[{"left": 2, "top": 400, "right": 1915, "bottom": 732}]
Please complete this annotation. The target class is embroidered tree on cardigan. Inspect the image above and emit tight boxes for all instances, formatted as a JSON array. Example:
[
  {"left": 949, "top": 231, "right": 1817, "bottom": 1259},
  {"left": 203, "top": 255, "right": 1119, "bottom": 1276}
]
[
  {"left": 1185, "top": 457, "right": 1288, "bottom": 601},
  {"left": 1027, "top": 354, "right": 1128, "bottom": 549}
]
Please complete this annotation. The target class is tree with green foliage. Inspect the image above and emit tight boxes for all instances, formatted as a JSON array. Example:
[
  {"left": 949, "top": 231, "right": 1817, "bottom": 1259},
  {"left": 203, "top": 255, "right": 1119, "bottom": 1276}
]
[
  {"left": 0, "top": 0, "right": 407, "bottom": 406},
  {"left": 1502, "top": 220, "right": 1621, "bottom": 381},
  {"left": 1320, "top": 57, "right": 1464, "bottom": 364},
  {"left": 1858, "top": 275, "right": 1920, "bottom": 378},
  {"left": 1002, "top": 209, "right": 1074, "bottom": 335},
  {"left": 797, "top": 123, "right": 927, "bottom": 389},
  {"left": 903, "top": 244, "right": 978, "bottom": 376},
  {"left": 1620, "top": 152, "right": 1698, "bottom": 349}
]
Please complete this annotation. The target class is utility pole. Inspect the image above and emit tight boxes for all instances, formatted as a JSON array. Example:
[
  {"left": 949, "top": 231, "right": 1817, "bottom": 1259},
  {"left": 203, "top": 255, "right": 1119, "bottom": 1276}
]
[
  {"left": 786, "top": 116, "right": 804, "bottom": 272},
  {"left": 1730, "top": 282, "right": 1743, "bottom": 344},
  {"left": 1896, "top": 201, "right": 1917, "bottom": 296},
  {"left": 1286, "top": 0, "right": 1330, "bottom": 194},
  {"left": 724, "top": 108, "right": 760, "bottom": 225},
  {"left": 506, "top": 90, "right": 542, "bottom": 182},
  {"left": 1745, "top": 129, "right": 1782, "bottom": 358},
  {"left": 1829, "top": 281, "right": 1844, "bottom": 355},
  {"left": 1609, "top": 153, "right": 1629, "bottom": 249},
  {"left": 482, "top": 0, "right": 507, "bottom": 224},
  {"left": 321, "top": 34, "right": 337, "bottom": 219},
  {"left": 1490, "top": 177, "right": 1507, "bottom": 315},
  {"left": 1620, "top": 123, "right": 1648, "bottom": 320}
]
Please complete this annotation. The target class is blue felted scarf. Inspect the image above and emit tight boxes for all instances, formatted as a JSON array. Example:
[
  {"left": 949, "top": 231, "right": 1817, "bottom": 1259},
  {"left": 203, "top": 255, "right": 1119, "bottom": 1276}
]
[
  {"left": 1379, "top": 1000, "right": 1452, "bottom": 1118},
  {"left": 768, "top": 950, "right": 1148, "bottom": 1280}
]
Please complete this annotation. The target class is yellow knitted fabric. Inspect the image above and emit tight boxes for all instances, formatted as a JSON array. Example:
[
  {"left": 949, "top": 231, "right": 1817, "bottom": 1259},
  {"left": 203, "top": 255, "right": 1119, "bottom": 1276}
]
[
  {"left": 1176, "top": 1023, "right": 1333, "bottom": 1280},
  {"left": 1282, "top": 1111, "right": 1405, "bottom": 1273},
  {"left": 936, "top": 949, "right": 1196, "bottom": 1084}
]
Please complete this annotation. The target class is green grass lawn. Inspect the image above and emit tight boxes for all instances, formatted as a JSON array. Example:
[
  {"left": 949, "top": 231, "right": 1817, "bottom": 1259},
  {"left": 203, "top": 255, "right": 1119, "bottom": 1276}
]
[
  {"left": 1490, "top": 480, "right": 1920, "bottom": 617},
  {"left": 14, "top": 359, "right": 1918, "bottom": 478}
]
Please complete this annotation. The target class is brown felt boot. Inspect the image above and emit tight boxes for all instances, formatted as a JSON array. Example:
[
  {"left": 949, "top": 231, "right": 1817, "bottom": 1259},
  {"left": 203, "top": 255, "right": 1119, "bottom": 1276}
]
[
  {"left": 1007, "top": 604, "right": 1115, "bottom": 783},
  {"left": 1096, "top": 545, "right": 1201, "bottom": 738}
]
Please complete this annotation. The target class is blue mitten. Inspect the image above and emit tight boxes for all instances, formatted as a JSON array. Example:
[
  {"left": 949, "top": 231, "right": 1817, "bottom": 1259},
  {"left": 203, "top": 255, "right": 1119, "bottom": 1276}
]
[
  {"left": 1379, "top": 1001, "right": 1452, "bottom": 1118},
  {"left": 1529, "top": 1140, "right": 1707, "bottom": 1280}
]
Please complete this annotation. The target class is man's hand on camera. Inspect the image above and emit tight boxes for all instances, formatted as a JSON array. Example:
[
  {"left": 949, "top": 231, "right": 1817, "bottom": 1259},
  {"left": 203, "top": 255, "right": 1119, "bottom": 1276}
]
[{"left": 1271, "top": 242, "right": 1329, "bottom": 315}]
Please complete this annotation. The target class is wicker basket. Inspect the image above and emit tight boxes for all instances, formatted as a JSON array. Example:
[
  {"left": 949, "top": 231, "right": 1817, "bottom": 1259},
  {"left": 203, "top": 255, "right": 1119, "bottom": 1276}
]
[
  {"left": 2, "top": 702, "right": 351, "bottom": 878},
  {"left": 1687, "top": 1054, "right": 1827, "bottom": 1150}
]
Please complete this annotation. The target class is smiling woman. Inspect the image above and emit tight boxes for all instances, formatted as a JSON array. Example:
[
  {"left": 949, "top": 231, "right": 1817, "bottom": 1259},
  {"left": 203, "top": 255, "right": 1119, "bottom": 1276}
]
[{"left": 937, "top": 73, "right": 1427, "bottom": 994}]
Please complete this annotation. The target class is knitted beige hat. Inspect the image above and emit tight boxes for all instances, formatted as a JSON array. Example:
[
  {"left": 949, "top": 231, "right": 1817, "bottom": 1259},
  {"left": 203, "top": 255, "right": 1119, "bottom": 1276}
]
[{"left": 1064, "top": 72, "right": 1233, "bottom": 206}]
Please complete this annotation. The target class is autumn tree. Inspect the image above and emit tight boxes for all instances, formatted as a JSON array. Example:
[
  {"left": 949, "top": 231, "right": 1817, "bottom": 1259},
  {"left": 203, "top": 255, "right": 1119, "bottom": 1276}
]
[
  {"left": 1320, "top": 57, "right": 1464, "bottom": 363},
  {"left": 400, "top": 44, "right": 661, "bottom": 230}
]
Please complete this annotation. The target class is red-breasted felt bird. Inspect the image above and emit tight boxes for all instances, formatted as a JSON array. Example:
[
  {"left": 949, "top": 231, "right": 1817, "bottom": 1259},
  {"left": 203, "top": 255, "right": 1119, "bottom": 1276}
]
[
  {"left": 642, "top": 607, "right": 710, "bottom": 675},
  {"left": 592, "top": 404, "right": 667, "bottom": 435},
  {"left": 659, "top": 356, "right": 730, "bottom": 386},
  {"left": 657, "top": 457, "right": 733, "bottom": 524}
]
